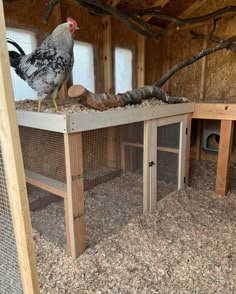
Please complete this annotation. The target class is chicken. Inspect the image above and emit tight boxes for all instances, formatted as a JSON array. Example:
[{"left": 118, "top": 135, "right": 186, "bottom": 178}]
[{"left": 7, "top": 17, "right": 78, "bottom": 111}]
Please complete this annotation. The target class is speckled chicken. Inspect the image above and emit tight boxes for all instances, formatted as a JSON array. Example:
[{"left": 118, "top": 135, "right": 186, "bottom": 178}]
[{"left": 7, "top": 17, "right": 78, "bottom": 111}]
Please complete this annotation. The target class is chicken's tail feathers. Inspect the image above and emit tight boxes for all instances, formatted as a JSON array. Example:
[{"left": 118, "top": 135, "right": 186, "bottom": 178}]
[
  {"left": 7, "top": 38, "right": 26, "bottom": 56},
  {"left": 8, "top": 51, "right": 22, "bottom": 68}
]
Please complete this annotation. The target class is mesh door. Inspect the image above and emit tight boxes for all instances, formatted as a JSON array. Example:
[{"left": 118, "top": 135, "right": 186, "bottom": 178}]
[
  {"left": 156, "top": 123, "right": 180, "bottom": 201},
  {"left": 0, "top": 146, "right": 23, "bottom": 293}
]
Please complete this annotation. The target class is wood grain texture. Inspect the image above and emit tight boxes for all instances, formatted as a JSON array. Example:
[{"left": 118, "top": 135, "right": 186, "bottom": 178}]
[
  {"left": 64, "top": 133, "right": 86, "bottom": 258},
  {"left": 215, "top": 120, "right": 234, "bottom": 196},
  {"left": 0, "top": 2, "right": 39, "bottom": 292}
]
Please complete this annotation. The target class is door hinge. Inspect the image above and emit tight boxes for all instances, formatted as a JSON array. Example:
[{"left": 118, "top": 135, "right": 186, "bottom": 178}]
[{"left": 186, "top": 128, "right": 188, "bottom": 135}]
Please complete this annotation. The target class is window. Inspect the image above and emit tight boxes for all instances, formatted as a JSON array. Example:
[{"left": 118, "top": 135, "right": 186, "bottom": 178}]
[
  {"left": 114, "top": 47, "right": 133, "bottom": 94},
  {"left": 72, "top": 41, "right": 95, "bottom": 92},
  {"left": 6, "top": 28, "right": 37, "bottom": 101}
]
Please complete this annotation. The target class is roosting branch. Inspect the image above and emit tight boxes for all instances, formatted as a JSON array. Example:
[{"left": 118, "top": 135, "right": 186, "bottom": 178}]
[
  {"left": 154, "top": 36, "right": 236, "bottom": 87},
  {"left": 190, "top": 30, "right": 236, "bottom": 52},
  {"left": 68, "top": 85, "right": 188, "bottom": 111},
  {"left": 44, "top": 1, "right": 236, "bottom": 40}
]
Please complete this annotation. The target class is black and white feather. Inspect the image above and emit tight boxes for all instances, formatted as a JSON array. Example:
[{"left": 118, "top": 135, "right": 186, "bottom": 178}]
[{"left": 7, "top": 19, "right": 78, "bottom": 109}]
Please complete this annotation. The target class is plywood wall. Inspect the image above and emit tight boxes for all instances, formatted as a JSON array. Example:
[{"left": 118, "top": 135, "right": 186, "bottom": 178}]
[
  {"left": 161, "top": 0, "right": 236, "bottom": 102},
  {"left": 145, "top": 38, "right": 163, "bottom": 86}
]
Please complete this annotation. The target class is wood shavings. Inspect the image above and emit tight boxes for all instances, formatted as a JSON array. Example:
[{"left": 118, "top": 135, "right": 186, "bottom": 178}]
[
  {"left": 30, "top": 168, "right": 236, "bottom": 293},
  {"left": 15, "top": 97, "right": 166, "bottom": 115}
]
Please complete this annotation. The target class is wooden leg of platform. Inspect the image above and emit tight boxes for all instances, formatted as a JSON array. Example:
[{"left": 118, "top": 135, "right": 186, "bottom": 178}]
[
  {"left": 196, "top": 119, "right": 203, "bottom": 160},
  {"left": 64, "top": 133, "right": 86, "bottom": 258},
  {"left": 185, "top": 114, "right": 192, "bottom": 188},
  {"left": 215, "top": 120, "right": 234, "bottom": 196}
]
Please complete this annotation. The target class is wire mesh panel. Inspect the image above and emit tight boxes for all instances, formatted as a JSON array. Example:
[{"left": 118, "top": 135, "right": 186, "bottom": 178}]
[
  {"left": 82, "top": 122, "right": 144, "bottom": 190},
  {"left": 156, "top": 122, "right": 180, "bottom": 201},
  {"left": 19, "top": 126, "right": 66, "bottom": 183},
  {"left": 0, "top": 145, "right": 23, "bottom": 293}
]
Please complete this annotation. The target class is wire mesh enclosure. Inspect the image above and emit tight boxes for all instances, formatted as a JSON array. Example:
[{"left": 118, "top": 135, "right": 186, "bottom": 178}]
[
  {"left": 16, "top": 103, "right": 193, "bottom": 257},
  {"left": 19, "top": 122, "right": 144, "bottom": 251},
  {"left": 0, "top": 146, "right": 23, "bottom": 293}
]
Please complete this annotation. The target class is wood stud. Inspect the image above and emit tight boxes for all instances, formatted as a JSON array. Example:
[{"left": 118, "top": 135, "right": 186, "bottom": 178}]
[
  {"left": 0, "top": 2, "right": 39, "bottom": 292},
  {"left": 215, "top": 120, "right": 234, "bottom": 196}
]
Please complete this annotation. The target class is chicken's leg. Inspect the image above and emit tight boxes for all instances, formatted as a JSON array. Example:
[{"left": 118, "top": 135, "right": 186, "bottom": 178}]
[
  {"left": 37, "top": 98, "right": 43, "bottom": 112},
  {"left": 52, "top": 96, "right": 58, "bottom": 111}
]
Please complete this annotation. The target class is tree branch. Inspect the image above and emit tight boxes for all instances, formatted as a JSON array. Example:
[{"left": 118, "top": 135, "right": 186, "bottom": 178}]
[
  {"left": 43, "top": 0, "right": 62, "bottom": 23},
  {"left": 154, "top": 36, "right": 236, "bottom": 87},
  {"left": 68, "top": 84, "right": 188, "bottom": 110},
  {"left": 43, "top": 1, "right": 236, "bottom": 41}
]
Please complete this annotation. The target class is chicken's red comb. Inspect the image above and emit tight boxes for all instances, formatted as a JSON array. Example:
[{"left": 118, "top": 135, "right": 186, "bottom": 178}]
[{"left": 67, "top": 17, "right": 78, "bottom": 28}]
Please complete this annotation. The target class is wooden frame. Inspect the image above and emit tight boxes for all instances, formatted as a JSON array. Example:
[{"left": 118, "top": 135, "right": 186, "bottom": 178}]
[
  {"left": 17, "top": 102, "right": 195, "bottom": 133},
  {"left": 0, "top": 1, "right": 39, "bottom": 292},
  {"left": 143, "top": 119, "right": 157, "bottom": 213},
  {"left": 17, "top": 100, "right": 194, "bottom": 258},
  {"left": 192, "top": 102, "right": 236, "bottom": 196},
  {"left": 193, "top": 103, "right": 236, "bottom": 120},
  {"left": 155, "top": 114, "right": 188, "bottom": 190}
]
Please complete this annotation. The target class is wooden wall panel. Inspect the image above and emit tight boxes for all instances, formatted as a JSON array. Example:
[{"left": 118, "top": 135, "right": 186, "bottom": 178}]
[
  {"left": 145, "top": 38, "right": 163, "bottom": 86},
  {"left": 164, "top": 28, "right": 203, "bottom": 99},
  {"left": 4, "top": 0, "right": 58, "bottom": 32}
]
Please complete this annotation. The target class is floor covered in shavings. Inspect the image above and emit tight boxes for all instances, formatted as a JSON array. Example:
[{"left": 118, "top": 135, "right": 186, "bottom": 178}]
[{"left": 30, "top": 160, "right": 236, "bottom": 293}]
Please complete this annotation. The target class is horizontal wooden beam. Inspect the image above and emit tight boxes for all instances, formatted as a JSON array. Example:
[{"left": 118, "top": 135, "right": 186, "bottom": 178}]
[
  {"left": 17, "top": 103, "right": 195, "bottom": 133},
  {"left": 68, "top": 103, "right": 195, "bottom": 132},
  {"left": 193, "top": 103, "right": 236, "bottom": 120},
  {"left": 168, "top": 0, "right": 209, "bottom": 32},
  {"left": 121, "top": 141, "right": 179, "bottom": 153},
  {"left": 25, "top": 170, "right": 67, "bottom": 198},
  {"left": 179, "top": 0, "right": 208, "bottom": 19}
]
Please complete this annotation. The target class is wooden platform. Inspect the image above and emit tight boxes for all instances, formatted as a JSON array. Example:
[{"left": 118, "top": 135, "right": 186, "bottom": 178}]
[
  {"left": 192, "top": 103, "right": 236, "bottom": 196},
  {"left": 16, "top": 103, "right": 194, "bottom": 133},
  {"left": 17, "top": 103, "right": 194, "bottom": 258},
  {"left": 193, "top": 103, "right": 236, "bottom": 120}
]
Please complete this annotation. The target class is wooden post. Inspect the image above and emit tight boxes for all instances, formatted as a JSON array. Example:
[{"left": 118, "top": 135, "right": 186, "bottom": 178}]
[
  {"left": 64, "top": 133, "right": 86, "bottom": 258},
  {"left": 0, "top": 1, "right": 39, "bottom": 292},
  {"left": 215, "top": 120, "right": 234, "bottom": 196},
  {"left": 196, "top": 119, "right": 203, "bottom": 160},
  {"left": 184, "top": 114, "right": 192, "bottom": 187},
  {"left": 102, "top": 16, "right": 118, "bottom": 170},
  {"left": 103, "top": 15, "right": 112, "bottom": 94},
  {"left": 137, "top": 34, "right": 145, "bottom": 87},
  {"left": 143, "top": 120, "right": 156, "bottom": 213},
  {"left": 200, "top": 24, "right": 208, "bottom": 100}
]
